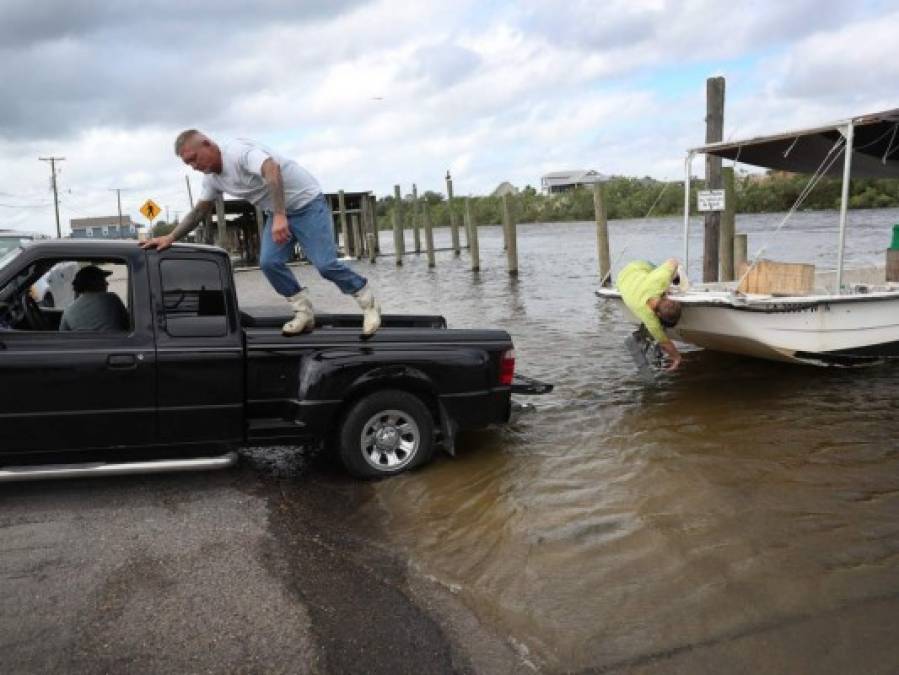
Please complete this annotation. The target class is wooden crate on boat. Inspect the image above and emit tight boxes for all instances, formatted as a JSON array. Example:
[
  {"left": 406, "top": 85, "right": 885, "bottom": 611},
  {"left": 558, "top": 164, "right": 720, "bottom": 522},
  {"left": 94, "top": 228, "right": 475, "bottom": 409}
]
[
  {"left": 737, "top": 260, "right": 815, "bottom": 296},
  {"left": 887, "top": 249, "right": 899, "bottom": 282}
]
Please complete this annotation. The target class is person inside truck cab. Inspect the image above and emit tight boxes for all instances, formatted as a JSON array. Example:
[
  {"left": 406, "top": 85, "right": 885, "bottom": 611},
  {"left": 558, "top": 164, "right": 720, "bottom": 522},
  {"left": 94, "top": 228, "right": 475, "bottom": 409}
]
[{"left": 59, "top": 265, "right": 129, "bottom": 332}]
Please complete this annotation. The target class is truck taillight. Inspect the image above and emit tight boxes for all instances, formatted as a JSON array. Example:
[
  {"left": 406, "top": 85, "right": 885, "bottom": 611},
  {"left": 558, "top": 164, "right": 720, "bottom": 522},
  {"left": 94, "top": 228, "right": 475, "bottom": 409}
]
[{"left": 499, "top": 349, "right": 515, "bottom": 385}]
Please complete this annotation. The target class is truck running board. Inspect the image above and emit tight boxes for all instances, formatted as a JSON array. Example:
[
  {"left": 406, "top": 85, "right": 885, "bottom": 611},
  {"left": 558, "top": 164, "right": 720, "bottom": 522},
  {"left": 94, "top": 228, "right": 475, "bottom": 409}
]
[{"left": 0, "top": 452, "right": 238, "bottom": 483}]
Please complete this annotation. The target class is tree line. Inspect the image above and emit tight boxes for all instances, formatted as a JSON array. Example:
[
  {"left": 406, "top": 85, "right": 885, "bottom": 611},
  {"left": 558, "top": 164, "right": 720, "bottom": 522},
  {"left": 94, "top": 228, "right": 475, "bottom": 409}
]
[
  {"left": 374, "top": 172, "right": 899, "bottom": 230},
  {"left": 149, "top": 171, "right": 899, "bottom": 237}
]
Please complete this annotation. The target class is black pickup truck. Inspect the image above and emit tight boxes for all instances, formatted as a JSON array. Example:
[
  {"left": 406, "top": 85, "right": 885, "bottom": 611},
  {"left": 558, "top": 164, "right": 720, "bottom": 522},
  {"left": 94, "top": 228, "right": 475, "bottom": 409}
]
[{"left": 0, "top": 240, "right": 550, "bottom": 480}]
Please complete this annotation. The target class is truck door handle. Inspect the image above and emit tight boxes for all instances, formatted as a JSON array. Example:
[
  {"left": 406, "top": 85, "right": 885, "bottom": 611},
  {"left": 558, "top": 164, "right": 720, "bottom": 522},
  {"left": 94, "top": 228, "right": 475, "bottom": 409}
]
[{"left": 107, "top": 354, "right": 137, "bottom": 369}]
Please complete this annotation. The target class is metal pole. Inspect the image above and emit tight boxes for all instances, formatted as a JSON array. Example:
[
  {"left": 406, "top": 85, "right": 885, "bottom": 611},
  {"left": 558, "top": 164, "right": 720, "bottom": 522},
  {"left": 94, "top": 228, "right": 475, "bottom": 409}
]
[
  {"left": 836, "top": 122, "right": 854, "bottom": 294},
  {"left": 683, "top": 152, "right": 694, "bottom": 273},
  {"left": 719, "top": 166, "right": 735, "bottom": 281}
]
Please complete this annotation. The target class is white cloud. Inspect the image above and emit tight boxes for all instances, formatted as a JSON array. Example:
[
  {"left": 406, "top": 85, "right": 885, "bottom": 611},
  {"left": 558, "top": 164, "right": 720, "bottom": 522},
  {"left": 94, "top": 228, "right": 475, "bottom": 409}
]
[{"left": 0, "top": 0, "right": 894, "bottom": 236}]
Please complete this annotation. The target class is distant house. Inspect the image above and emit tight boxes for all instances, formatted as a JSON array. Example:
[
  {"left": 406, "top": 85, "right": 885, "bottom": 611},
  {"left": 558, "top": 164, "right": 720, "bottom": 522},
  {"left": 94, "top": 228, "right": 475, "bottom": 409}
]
[
  {"left": 70, "top": 216, "right": 141, "bottom": 240},
  {"left": 540, "top": 169, "right": 609, "bottom": 194},
  {"left": 491, "top": 181, "right": 518, "bottom": 197}
]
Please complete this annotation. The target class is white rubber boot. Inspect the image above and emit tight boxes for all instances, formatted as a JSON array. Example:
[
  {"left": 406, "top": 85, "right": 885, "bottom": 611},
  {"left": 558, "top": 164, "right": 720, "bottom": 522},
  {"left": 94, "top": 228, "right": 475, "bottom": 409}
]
[
  {"left": 282, "top": 290, "right": 315, "bottom": 335},
  {"left": 353, "top": 284, "right": 381, "bottom": 336}
]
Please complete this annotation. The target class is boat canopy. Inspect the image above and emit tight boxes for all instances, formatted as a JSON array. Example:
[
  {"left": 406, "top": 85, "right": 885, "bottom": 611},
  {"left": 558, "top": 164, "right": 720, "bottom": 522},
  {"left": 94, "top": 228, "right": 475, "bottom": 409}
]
[{"left": 688, "top": 108, "right": 899, "bottom": 178}]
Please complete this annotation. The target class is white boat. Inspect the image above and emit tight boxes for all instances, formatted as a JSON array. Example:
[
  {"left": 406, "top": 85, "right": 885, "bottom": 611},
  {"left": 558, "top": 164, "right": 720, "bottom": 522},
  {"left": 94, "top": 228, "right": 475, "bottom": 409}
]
[{"left": 597, "top": 108, "right": 899, "bottom": 365}]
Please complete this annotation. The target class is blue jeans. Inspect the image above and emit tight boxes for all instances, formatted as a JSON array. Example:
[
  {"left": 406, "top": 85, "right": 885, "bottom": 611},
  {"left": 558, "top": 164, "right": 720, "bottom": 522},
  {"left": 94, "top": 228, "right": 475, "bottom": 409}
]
[{"left": 260, "top": 194, "right": 367, "bottom": 297}]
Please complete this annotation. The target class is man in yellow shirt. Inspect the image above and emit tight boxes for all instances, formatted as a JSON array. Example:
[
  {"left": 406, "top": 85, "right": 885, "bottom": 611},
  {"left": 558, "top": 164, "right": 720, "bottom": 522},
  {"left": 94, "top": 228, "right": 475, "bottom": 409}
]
[{"left": 617, "top": 258, "right": 683, "bottom": 371}]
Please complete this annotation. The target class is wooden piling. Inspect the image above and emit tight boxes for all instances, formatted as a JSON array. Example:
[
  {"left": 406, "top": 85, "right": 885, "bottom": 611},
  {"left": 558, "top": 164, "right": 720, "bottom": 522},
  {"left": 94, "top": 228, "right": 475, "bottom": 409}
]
[
  {"left": 465, "top": 197, "right": 479, "bottom": 271},
  {"left": 254, "top": 204, "right": 265, "bottom": 244},
  {"left": 353, "top": 213, "right": 364, "bottom": 259},
  {"left": 593, "top": 183, "right": 611, "bottom": 285},
  {"left": 367, "top": 233, "right": 376, "bottom": 263},
  {"left": 734, "top": 233, "right": 748, "bottom": 275},
  {"left": 392, "top": 185, "right": 404, "bottom": 265},
  {"left": 502, "top": 193, "right": 518, "bottom": 275},
  {"left": 215, "top": 197, "right": 227, "bottom": 249},
  {"left": 887, "top": 249, "right": 899, "bottom": 282},
  {"left": 338, "top": 190, "right": 350, "bottom": 257},
  {"left": 370, "top": 195, "right": 381, "bottom": 253},
  {"left": 412, "top": 183, "right": 421, "bottom": 254},
  {"left": 446, "top": 171, "right": 460, "bottom": 255},
  {"left": 704, "top": 76, "right": 725, "bottom": 282},
  {"left": 720, "top": 166, "right": 736, "bottom": 281},
  {"left": 423, "top": 205, "right": 436, "bottom": 267}
]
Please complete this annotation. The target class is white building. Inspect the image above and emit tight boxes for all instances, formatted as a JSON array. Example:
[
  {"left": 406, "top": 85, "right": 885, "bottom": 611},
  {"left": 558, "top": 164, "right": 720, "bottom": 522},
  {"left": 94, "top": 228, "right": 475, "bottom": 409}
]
[{"left": 540, "top": 169, "right": 609, "bottom": 194}]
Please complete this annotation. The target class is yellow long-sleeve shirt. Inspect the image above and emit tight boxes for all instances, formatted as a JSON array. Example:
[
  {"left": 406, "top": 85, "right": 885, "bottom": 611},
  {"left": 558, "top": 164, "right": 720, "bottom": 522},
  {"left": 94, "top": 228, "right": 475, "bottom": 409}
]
[{"left": 617, "top": 260, "right": 677, "bottom": 343}]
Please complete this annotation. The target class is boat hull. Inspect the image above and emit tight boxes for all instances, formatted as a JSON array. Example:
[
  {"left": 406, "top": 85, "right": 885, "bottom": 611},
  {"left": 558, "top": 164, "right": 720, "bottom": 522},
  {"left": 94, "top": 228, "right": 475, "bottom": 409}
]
[{"left": 597, "top": 288, "right": 899, "bottom": 365}]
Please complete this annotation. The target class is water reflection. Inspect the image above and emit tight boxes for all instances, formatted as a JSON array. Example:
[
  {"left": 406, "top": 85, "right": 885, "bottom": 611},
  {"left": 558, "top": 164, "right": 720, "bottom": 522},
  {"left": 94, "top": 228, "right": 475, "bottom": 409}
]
[{"left": 237, "top": 209, "right": 899, "bottom": 671}]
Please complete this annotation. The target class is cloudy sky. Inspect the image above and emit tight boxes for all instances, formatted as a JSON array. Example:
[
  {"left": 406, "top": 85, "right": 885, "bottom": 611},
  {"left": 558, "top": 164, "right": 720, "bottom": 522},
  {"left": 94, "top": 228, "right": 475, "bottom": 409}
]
[{"left": 0, "top": 0, "right": 895, "bottom": 235}]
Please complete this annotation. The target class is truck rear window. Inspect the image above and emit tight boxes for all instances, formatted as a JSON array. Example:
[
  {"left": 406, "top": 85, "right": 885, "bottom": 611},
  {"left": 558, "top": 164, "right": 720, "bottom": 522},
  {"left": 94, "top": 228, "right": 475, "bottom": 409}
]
[{"left": 160, "top": 259, "right": 227, "bottom": 337}]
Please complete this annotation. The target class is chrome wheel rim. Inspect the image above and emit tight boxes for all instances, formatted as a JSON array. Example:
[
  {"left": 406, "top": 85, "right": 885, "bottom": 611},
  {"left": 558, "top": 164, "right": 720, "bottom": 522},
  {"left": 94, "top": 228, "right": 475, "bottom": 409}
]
[{"left": 360, "top": 409, "right": 420, "bottom": 472}]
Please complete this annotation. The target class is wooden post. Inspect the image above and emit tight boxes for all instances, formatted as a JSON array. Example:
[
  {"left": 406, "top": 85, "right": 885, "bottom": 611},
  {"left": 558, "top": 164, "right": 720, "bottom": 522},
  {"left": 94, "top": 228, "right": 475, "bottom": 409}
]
[
  {"left": 358, "top": 199, "right": 368, "bottom": 259},
  {"left": 370, "top": 195, "right": 381, "bottom": 253},
  {"left": 392, "top": 184, "right": 404, "bottom": 265},
  {"left": 465, "top": 197, "right": 479, "bottom": 272},
  {"left": 338, "top": 190, "right": 350, "bottom": 257},
  {"left": 593, "top": 182, "right": 611, "bottom": 285},
  {"left": 367, "top": 233, "right": 376, "bottom": 263},
  {"left": 446, "top": 170, "right": 460, "bottom": 255},
  {"left": 704, "top": 76, "right": 725, "bottom": 282},
  {"left": 734, "top": 233, "right": 748, "bottom": 275},
  {"left": 215, "top": 197, "right": 227, "bottom": 249},
  {"left": 412, "top": 183, "right": 421, "bottom": 254},
  {"left": 253, "top": 205, "right": 265, "bottom": 265},
  {"left": 423, "top": 205, "right": 436, "bottom": 268},
  {"left": 720, "top": 167, "right": 736, "bottom": 281},
  {"left": 502, "top": 193, "right": 518, "bottom": 275},
  {"left": 353, "top": 213, "right": 364, "bottom": 259},
  {"left": 887, "top": 249, "right": 899, "bottom": 282}
]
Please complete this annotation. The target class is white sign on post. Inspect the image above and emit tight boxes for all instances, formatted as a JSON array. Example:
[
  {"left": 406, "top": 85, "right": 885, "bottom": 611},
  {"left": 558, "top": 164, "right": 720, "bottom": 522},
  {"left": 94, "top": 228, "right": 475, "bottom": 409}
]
[{"left": 697, "top": 189, "right": 726, "bottom": 212}]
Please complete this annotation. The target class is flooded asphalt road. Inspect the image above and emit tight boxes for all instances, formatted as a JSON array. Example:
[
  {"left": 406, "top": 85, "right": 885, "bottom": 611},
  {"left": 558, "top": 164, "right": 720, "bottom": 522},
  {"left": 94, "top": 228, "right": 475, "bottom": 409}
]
[{"left": 3, "top": 208, "right": 899, "bottom": 673}]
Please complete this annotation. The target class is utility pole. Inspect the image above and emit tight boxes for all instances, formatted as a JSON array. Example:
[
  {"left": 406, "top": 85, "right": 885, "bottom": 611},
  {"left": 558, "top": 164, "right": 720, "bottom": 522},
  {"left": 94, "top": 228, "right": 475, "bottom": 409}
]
[
  {"left": 39, "top": 156, "right": 65, "bottom": 238},
  {"left": 110, "top": 188, "right": 124, "bottom": 230}
]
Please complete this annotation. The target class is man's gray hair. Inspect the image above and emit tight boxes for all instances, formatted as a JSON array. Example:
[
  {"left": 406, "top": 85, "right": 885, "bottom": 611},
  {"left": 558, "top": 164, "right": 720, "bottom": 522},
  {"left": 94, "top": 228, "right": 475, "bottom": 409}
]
[{"left": 174, "top": 129, "right": 203, "bottom": 156}]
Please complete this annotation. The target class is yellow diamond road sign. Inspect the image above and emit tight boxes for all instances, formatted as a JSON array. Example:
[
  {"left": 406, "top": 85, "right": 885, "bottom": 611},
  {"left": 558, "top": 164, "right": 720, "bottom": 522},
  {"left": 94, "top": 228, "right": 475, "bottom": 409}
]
[{"left": 140, "top": 199, "right": 161, "bottom": 221}]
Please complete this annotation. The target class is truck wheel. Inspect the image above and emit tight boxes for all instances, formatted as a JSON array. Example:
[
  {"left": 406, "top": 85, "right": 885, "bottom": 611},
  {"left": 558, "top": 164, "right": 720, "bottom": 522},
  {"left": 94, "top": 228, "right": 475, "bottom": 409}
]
[{"left": 339, "top": 390, "right": 434, "bottom": 478}]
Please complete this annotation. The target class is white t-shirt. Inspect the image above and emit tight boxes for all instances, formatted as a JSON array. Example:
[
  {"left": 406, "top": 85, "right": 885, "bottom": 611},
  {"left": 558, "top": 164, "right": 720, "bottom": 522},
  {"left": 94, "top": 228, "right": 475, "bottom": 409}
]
[{"left": 199, "top": 138, "right": 321, "bottom": 213}]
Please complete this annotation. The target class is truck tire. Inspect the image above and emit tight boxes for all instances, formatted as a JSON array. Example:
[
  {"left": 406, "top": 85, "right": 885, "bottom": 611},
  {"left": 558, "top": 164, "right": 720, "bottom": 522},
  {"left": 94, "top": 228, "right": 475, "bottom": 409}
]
[{"left": 338, "top": 390, "right": 434, "bottom": 478}]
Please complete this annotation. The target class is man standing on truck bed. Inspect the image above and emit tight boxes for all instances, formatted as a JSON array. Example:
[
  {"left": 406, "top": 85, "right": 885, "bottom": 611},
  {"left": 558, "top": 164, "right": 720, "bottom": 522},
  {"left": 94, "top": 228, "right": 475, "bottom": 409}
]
[{"left": 141, "top": 130, "right": 381, "bottom": 337}]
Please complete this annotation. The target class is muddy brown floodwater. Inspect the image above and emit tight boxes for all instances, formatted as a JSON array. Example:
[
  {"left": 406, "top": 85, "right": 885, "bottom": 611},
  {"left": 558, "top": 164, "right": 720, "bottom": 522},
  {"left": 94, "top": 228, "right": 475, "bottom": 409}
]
[{"left": 237, "top": 208, "right": 899, "bottom": 673}]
